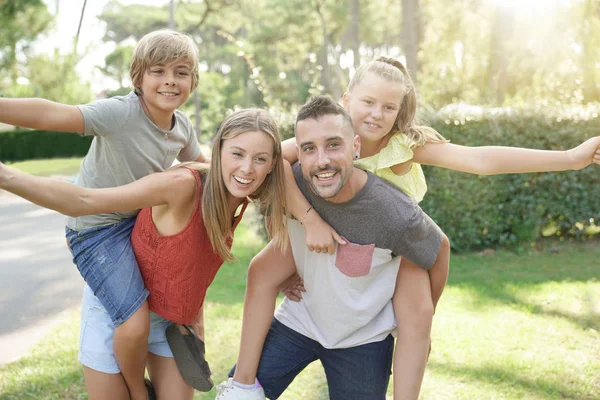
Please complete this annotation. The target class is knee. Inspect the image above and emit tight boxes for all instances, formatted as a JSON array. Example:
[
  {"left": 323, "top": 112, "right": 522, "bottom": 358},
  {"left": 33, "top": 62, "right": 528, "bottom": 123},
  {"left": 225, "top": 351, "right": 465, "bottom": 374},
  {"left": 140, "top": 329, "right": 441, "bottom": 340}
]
[
  {"left": 393, "top": 297, "right": 433, "bottom": 338},
  {"left": 440, "top": 233, "right": 451, "bottom": 254},
  {"left": 115, "top": 307, "right": 150, "bottom": 342},
  {"left": 247, "top": 257, "right": 277, "bottom": 292}
]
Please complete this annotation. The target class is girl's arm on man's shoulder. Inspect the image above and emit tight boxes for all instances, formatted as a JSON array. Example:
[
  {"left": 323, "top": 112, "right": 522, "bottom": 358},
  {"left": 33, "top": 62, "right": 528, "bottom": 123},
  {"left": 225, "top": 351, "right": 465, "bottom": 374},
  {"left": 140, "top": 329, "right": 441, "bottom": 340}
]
[
  {"left": 412, "top": 136, "right": 600, "bottom": 175},
  {"left": 282, "top": 138, "right": 298, "bottom": 164},
  {"left": 283, "top": 160, "right": 345, "bottom": 254},
  {"left": 0, "top": 162, "right": 195, "bottom": 217},
  {"left": 0, "top": 98, "right": 84, "bottom": 133}
]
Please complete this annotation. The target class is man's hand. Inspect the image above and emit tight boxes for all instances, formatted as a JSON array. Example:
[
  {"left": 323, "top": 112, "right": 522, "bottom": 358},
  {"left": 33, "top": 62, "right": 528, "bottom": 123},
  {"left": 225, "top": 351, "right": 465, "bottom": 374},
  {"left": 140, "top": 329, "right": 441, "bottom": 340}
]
[
  {"left": 278, "top": 272, "right": 305, "bottom": 302},
  {"left": 567, "top": 136, "right": 600, "bottom": 170}
]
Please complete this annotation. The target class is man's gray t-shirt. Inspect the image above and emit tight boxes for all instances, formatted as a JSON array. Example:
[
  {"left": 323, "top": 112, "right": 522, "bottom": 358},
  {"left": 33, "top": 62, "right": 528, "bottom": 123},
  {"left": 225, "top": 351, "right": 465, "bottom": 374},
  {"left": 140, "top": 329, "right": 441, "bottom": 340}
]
[
  {"left": 67, "top": 91, "right": 201, "bottom": 230},
  {"left": 274, "top": 163, "right": 443, "bottom": 348},
  {"left": 293, "top": 162, "right": 442, "bottom": 268}
]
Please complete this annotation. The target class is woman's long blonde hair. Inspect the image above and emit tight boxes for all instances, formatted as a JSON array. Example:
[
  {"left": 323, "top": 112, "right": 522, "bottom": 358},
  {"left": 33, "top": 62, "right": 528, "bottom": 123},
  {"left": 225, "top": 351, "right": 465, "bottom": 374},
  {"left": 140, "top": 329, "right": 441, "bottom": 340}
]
[
  {"left": 187, "top": 108, "right": 288, "bottom": 262},
  {"left": 348, "top": 57, "right": 448, "bottom": 149}
]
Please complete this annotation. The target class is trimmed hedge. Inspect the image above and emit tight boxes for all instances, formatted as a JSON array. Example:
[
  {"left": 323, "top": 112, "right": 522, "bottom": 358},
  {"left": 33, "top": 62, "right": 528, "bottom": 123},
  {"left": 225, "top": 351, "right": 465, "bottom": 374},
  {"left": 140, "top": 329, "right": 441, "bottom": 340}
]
[
  {"left": 0, "top": 129, "right": 93, "bottom": 162},
  {"left": 422, "top": 107, "right": 600, "bottom": 251},
  {"left": 2, "top": 106, "right": 599, "bottom": 251}
]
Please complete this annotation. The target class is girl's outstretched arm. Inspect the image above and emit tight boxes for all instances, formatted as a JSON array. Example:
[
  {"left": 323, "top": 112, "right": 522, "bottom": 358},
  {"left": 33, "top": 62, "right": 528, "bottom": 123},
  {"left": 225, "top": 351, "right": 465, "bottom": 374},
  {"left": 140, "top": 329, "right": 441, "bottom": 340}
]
[
  {"left": 0, "top": 162, "right": 194, "bottom": 217},
  {"left": 412, "top": 136, "right": 600, "bottom": 175}
]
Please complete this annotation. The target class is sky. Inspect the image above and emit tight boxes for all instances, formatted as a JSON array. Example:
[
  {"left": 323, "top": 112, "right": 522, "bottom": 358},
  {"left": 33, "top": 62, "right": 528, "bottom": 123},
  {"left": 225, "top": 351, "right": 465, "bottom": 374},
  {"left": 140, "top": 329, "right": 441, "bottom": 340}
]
[{"left": 37, "top": 0, "right": 171, "bottom": 92}]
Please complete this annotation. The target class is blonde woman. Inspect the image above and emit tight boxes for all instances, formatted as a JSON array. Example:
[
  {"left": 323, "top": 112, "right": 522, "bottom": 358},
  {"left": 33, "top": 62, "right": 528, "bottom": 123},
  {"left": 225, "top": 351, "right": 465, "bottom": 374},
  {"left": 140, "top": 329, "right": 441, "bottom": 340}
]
[{"left": 0, "top": 108, "right": 287, "bottom": 400}]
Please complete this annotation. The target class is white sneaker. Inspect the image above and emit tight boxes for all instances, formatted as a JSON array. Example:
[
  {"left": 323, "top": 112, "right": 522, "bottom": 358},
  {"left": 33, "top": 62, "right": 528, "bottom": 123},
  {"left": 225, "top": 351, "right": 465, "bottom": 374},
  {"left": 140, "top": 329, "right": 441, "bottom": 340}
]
[{"left": 215, "top": 378, "right": 266, "bottom": 400}]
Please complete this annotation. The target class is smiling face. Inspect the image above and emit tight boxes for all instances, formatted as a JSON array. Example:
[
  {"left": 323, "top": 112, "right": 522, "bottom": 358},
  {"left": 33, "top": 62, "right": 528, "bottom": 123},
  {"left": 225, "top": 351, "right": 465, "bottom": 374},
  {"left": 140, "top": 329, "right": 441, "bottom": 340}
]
[
  {"left": 139, "top": 58, "right": 193, "bottom": 125},
  {"left": 296, "top": 114, "right": 360, "bottom": 202},
  {"left": 343, "top": 72, "right": 404, "bottom": 145},
  {"left": 220, "top": 130, "right": 275, "bottom": 202}
]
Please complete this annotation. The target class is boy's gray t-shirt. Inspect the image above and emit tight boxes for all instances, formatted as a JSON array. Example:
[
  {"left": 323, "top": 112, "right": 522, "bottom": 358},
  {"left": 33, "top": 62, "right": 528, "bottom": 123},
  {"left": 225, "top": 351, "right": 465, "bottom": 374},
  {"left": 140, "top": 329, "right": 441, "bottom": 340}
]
[
  {"left": 67, "top": 91, "right": 202, "bottom": 230},
  {"left": 274, "top": 163, "right": 443, "bottom": 349}
]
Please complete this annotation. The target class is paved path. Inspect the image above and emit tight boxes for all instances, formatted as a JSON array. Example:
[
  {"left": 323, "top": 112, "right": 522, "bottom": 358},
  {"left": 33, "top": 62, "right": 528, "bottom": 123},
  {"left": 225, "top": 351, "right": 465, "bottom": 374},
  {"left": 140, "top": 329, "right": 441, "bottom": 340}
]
[{"left": 0, "top": 192, "right": 83, "bottom": 365}]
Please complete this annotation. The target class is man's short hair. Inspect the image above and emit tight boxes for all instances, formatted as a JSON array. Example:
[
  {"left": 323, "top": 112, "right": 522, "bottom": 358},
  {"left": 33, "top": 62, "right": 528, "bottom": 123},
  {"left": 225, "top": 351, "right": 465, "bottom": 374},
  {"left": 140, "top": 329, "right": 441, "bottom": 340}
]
[{"left": 296, "top": 95, "right": 355, "bottom": 136}]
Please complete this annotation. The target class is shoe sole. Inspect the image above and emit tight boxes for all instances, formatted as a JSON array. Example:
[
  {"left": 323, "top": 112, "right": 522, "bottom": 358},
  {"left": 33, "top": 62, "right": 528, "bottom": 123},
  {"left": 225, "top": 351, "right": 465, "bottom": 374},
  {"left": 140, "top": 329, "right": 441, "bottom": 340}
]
[{"left": 166, "top": 323, "right": 214, "bottom": 392}]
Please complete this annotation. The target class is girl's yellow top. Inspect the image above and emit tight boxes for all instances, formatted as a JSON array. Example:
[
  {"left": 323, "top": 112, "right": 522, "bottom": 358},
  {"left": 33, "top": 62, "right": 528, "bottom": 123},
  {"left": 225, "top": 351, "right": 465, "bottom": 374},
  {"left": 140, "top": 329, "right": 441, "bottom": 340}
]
[{"left": 355, "top": 133, "right": 427, "bottom": 203}]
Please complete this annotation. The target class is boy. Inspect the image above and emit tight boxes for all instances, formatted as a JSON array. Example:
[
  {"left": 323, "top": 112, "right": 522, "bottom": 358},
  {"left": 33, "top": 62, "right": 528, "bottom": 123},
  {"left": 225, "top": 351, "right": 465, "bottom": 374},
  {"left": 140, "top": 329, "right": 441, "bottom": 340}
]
[{"left": 0, "top": 30, "right": 206, "bottom": 400}]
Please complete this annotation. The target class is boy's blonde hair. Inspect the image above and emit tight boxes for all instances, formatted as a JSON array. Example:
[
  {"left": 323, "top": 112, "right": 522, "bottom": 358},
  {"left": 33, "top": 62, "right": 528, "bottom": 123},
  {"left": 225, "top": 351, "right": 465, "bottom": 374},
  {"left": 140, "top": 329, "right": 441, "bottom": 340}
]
[
  {"left": 200, "top": 108, "right": 288, "bottom": 262},
  {"left": 348, "top": 57, "right": 447, "bottom": 149},
  {"left": 130, "top": 29, "right": 200, "bottom": 93}
]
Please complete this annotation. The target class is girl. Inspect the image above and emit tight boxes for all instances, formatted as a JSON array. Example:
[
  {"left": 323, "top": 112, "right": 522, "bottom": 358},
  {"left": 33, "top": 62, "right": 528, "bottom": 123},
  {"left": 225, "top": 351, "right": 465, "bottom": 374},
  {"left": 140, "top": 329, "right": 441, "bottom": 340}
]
[
  {"left": 228, "top": 58, "right": 600, "bottom": 400},
  {"left": 0, "top": 108, "right": 287, "bottom": 400}
]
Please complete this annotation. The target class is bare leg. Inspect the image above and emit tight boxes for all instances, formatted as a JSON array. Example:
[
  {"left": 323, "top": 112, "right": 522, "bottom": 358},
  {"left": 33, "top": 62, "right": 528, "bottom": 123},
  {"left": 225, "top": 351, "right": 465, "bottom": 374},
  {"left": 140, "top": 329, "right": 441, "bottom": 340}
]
[
  {"left": 233, "top": 239, "right": 297, "bottom": 384},
  {"left": 147, "top": 353, "right": 194, "bottom": 400},
  {"left": 428, "top": 235, "right": 451, "bottom": 311},
  {"left": 83, "top": 366, "right": 130, "bottom": 400},
  {"left": 113, "top": 301, "right": 151, "bottom": 400},
  {"left": 392, "top": 260, "right": 434, "bottom": 400},
  {"left": 392, "top": 235, "right": 450, "bottom": 400}
]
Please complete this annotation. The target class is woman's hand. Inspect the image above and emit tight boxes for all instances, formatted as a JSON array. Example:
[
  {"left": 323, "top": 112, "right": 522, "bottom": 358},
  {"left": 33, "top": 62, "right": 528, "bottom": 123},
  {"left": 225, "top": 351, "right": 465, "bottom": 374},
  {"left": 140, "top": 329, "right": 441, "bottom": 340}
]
[{"left": 278, "top": 271, "right": 305, "bottom": 302}]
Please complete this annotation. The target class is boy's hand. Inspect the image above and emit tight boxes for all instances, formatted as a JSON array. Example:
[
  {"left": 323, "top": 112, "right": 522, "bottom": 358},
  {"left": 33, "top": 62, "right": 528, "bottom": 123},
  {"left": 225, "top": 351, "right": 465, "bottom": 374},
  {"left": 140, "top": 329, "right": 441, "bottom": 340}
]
[
  {"left": 302, "top": 210, "right": 346, "bottom": 254},
  {"left": 0, "top": 161, "right": 11, "bottom": 188},
  {"left": 278, "top": 272, "right": 305, "bottom": 302},
  {"left": 567, "top": 136, "right": 600, "bottom": 170}
]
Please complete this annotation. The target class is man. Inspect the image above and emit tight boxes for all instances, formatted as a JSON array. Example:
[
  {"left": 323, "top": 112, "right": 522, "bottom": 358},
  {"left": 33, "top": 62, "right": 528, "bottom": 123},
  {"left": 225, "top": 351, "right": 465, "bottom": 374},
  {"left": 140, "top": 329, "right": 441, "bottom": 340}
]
[{"left": 217, "top": 95, "right": 449, "bottom": 400}]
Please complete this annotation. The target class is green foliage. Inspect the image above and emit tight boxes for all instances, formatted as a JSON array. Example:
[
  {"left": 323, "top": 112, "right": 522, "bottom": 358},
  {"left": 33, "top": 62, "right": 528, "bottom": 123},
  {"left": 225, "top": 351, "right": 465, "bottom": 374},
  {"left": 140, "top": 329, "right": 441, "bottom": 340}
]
[
  {"left": 0, "top": 129, "right": 92, "bottom": 162},
  {"left": 0, "top": 0, "right": 52, "bottom": 85},
  {"left": 420, "top": 104, "right": 600, "bottom": 251}
]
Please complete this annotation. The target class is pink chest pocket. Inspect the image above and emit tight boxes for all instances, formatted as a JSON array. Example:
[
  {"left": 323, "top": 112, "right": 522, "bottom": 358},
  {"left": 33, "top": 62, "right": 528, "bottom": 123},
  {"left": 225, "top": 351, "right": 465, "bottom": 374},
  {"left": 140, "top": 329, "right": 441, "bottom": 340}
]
[{"left": 335, "top": 237, "right": 375, "bottom": 278}]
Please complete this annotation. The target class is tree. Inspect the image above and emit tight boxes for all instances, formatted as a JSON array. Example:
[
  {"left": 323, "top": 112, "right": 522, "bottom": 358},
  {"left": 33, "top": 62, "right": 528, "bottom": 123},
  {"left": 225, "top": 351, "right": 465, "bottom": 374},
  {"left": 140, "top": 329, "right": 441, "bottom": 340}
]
[
  {"left": 0, "top": 0, "right": 52, "bottom": 86},
  {"left": 401, "top": 0, "right": 423, "bottom": 84}
]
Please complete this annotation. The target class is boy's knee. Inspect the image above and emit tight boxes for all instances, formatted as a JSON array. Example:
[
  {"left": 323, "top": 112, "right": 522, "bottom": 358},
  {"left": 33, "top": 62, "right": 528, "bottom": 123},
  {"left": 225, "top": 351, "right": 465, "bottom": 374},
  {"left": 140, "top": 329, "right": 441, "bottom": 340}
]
[{"left": 115, "top": 306, "right": 150, "bottom": 342}]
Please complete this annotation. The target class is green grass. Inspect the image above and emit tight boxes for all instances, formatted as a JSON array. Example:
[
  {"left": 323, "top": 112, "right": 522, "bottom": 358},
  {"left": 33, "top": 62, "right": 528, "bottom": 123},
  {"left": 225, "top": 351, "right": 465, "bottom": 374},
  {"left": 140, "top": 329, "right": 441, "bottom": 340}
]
[
  {"left": 1, "top": 155, "right": 598, "bottom": 399},
  {"left": 6, "top": 157, "right": 83, "bottom": 177},
  {"left": 1, "top": 227, "right": 598, "bottom": 399}
]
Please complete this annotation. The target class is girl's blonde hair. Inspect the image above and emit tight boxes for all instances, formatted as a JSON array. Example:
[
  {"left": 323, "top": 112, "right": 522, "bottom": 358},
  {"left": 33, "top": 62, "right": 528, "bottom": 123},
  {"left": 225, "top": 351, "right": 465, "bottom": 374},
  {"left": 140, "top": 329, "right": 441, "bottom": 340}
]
[
  {"left": 130, "top": 29, "right": 200, "bottom": 93},
  {"left": 192, "top": 108, "right": 288, "bottom": 262},
  {"left": 348, "top": 57, "right": 447, "bottom": 149}
]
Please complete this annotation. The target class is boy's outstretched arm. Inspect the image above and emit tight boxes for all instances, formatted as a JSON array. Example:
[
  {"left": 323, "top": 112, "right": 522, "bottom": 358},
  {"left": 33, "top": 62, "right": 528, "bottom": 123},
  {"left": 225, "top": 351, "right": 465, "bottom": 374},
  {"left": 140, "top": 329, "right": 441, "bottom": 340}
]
[
  {"left": 0, "top": 98, "right": 84, "bottom": 133},
  {"left": 413, "top": 136, "right": 600, "bottom": 175}
]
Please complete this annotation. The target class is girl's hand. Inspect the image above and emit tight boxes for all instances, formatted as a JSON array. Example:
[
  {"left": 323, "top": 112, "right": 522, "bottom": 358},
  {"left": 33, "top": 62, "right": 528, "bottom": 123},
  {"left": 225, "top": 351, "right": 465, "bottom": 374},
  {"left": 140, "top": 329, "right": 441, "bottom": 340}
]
[
  {"left": 302, "top": 210, "right": 346, "bottom": 254},
  {"left": 567, "top": 136, "right": 600, "bottom": 170},
  {"left": 278, "top": 272, "right": 306, "bottom": 302}
]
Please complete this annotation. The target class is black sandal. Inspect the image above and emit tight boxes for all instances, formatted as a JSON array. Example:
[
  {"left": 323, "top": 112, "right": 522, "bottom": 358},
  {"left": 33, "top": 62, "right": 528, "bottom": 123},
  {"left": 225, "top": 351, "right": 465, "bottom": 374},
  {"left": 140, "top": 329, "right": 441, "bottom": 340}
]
[
  {"left": 166, "top": 323, "right": 214, "bottom": 392},
  {"left": 145, "top": 378, "right": 157, "bottom": 400}
]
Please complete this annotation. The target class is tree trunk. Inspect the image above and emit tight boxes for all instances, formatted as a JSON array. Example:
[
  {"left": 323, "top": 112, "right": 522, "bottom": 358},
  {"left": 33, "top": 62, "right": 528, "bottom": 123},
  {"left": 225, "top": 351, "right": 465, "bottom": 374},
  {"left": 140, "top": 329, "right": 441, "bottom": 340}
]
[
  {"left": 193, "top": 90, "right": 202, "bottom": 140},
  {"left": 349, "top": 0, "right": 360, "bottom": 68},
  {"left": 487, "top": 5, "right": 514, "bottom": 106},
  {"left": 74, "top": 0, "right": 87, "bottom": 54},
  {"left": 401, "top": 0, "right": 422, "bottom": 86},
  {"left": 315, "top": 1, "right": 341, "bottom": 99},
  {"left": 169, "top": 0, "right": 175, "bottom": 30}
]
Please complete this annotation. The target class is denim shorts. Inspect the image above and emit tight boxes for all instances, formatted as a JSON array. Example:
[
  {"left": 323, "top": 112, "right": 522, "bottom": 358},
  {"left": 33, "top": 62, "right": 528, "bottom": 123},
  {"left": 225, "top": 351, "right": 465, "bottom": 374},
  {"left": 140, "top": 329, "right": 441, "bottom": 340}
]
[
  {"left": 230, "top": 318, "right": 394, "bottom": 400},
  {"left": 66, "top": 218, "right": 148, "bottom": 326},
  {"left": 79, "top": 284, "right": 174, "bottom": 374}
]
